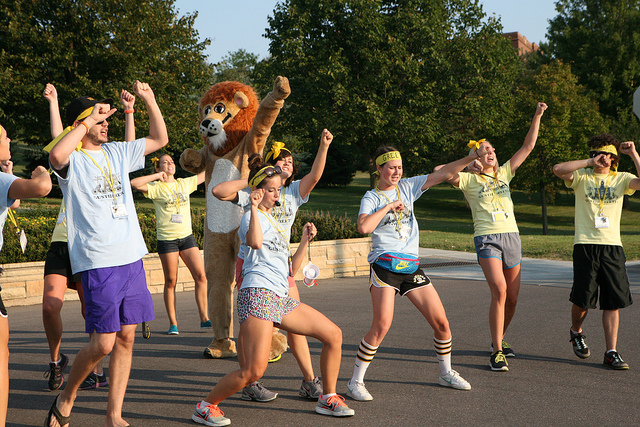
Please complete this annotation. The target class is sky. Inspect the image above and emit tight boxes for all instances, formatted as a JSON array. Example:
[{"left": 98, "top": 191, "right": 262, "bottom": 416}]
[{"left": 173, "top": 0, "right": 558, "bottom": 64}]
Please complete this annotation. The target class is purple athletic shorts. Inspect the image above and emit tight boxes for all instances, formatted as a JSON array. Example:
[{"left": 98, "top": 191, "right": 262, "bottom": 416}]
[{"left": 81, "top": 259, "right": 155, "bottom": 333}]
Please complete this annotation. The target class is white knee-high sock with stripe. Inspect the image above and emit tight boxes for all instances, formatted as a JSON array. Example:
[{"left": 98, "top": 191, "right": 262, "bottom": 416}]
[
  {"left": 352, "top": 339, "right": 378, "bottom": 382},
  {"left": 434, "top": 337, "right": 452, "bottom": 376}
]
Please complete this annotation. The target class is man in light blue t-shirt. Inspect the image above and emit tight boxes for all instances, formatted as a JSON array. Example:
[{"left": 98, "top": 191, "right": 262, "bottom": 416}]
[{"left": 45, "top": 81, "right": 168, "bottom": 427}]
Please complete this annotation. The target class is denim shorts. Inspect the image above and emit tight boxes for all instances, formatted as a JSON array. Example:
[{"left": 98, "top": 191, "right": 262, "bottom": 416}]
[{"left": 157, "top": 234, "right": 198, "bottom": 254}]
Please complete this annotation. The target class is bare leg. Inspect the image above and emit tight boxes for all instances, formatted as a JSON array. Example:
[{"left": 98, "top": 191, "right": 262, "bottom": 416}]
[
  {"left": 159, "top": 252, "right": 179, "bottom": 327},
  {"left": 363, "top": 286, "right": 396, "bottom": 347},
  {"left": 405, "top": 285, "right": 451, "bottom": 340},
  {"left": 571, "top": 304, "right": 588, "bottom": 332},
  {"left": 287, "top": 286, "right": 315, "bottom": 381},
  {"left": 179, "top": 246, "right": 209, "bottom": 323},
  {"left": 502, "top": 264, "right": 521, "bottom": 335},
  {"left": 105, "top": 324, "right": 137, "bottom": 427},
  {"left": 280, "top": 303, "right": 343, "bottom": 394},
  {"left": 42, "top": 274, "right": 68, "bottom": 362},
  {"left": 0, "top": 315, "right": 8, "bottom": 427},
  {"left": 204, "top": 316, "right": 273, "bottom": 405},
  {"left": 603, "top": 309, "right": 619, "bottom": 351}
]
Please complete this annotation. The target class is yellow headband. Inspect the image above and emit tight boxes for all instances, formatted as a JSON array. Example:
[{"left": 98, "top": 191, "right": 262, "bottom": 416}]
[
  {"left": 467, "top": 138, "right": 486, "bottom": 151},
  {"left": 597, "top": 144, "right": 618, "bottom": 156},
  {"left": 265, "top": 141, "right": 290, "bottom": 163},
  {"left": 376, "top": 151, "right": 401, "bottom": 166},
  {"left": 42, "top": 107, "right": 96, "bottom": 153},
  {"left": 248, "top": 166, "right": 275, "bottom": 188}
]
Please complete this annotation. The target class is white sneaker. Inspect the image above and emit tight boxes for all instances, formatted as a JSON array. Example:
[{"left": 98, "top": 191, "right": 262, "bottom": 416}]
[
  {"left": 346, "top": 379, "right": 373, "bottom": 401},
  {"left": 438, "top": 370, "right": 471, "bottom": 390}
]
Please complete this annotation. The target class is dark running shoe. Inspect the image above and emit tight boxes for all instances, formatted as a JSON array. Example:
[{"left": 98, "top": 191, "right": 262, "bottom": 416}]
[
  {"left": 603, "top": 351, "right": 629, "bottom": 370},
  {"left": 44, "top": 353, "right": 69, "bottom": 391},
  {"left": 570, "top": 329, "right": 591, "bottom": 359},
  {"left": 490, "top": 341, "right": 515, "bottom": 357},
  {"left": 490, "top": 350, "right": 509, "bottom": 372},
  {"left": 79, "top": 372, "right": 109, "bottom": 390}
]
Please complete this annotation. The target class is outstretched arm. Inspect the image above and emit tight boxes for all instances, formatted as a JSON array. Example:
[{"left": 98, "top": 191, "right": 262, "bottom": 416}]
[
  {"left": 121, "top": 89, "right": 136, "bottom": 142},
  {"left": 43, "top": 84, "right": 63, "bottom": 138},
  {"left": 553, "top": 156, "right": 601, "bottom": 182},
  {"left": 130, "top": 172, "right": 167, "bottom": 192},
  {"left": 422, "top": 144, "right": 491, "bottom": 191},
  {"left": 1, "top": 161, "right": 20, "bottom": 208},
  {"left": 246, "top": 189, "right": 264, "bottom": 249},
  {"left": 510, "top": 102, "right": 548, "bottom": 172},
  {"left": 7, "top": 166, "right": 52, "bottom": 200},
  {"left": 212, "top": 178, "right": 249, "bottom": 202},
  {"left": 132, "top": 81, "right": 168, "bottom": 155},
  {"left": 619, "top": 141, "right": 640, "bottom": 190},
  {"left": 299, "top": 129, "right": 332, "bottom": 198}
]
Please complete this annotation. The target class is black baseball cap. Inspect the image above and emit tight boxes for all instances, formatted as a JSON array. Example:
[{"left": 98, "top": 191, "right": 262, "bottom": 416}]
[{"left": 65, "top": 96, "right": 114, "bottom": 126}]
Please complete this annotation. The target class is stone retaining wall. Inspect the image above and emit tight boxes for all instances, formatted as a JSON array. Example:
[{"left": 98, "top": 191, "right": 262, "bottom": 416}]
[{"left": 1, "top": 237, "right": 372, "bottom": 308}]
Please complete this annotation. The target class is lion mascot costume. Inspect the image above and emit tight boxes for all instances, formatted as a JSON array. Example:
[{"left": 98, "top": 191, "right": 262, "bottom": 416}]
[{"left": 180, "top": 76, "right": 290, "bottom": 359}]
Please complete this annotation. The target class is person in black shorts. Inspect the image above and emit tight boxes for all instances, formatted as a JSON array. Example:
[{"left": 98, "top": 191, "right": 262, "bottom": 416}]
[{"left": 553, "top": 134, "right": 640, "bottom": 369}]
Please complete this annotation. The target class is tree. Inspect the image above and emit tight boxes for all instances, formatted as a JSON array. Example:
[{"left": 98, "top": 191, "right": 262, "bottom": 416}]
[
  {"left": 252, "top": 0, "right": 521, "bottom": 186},
  {"left": 546, "top": 0, "right": 640, "bottom": 123},
  {"left": 212, "top": 49, "right": 260, "bottom": 85},
  {"left": 504, "top": 59, "right": 607, "bottom": 234},
  {"left": 0, "top": 0, "right": 213, "bottom": 166}
]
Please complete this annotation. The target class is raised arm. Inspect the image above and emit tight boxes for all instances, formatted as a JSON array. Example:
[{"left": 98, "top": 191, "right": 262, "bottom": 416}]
[
  {"left": 422, "top": 144, "right": 491, "bottom": 191},
  {"left": 618, "top": 141, "right": 640, "bottom": 190},
  {"left": 49, "top": 103, "right": 117, "bottom": 170},
  {"left": 299, "top": 129, "right": 332, "bottom": 198},
  {"left": 291, "top": 222, "right": 317, "bottom": 274},
  {"left": 433, "top": 159, "right": 482, "bottom": 187},
  {"left": 510, "top": 102, "right": 548, "bottom": 172},
  {"left": 553, "top": 156, "right": 599, "bottom": 182},
  {"left": 212, "top": 178, "right": 249, "bottom": 202},
  {"left": 121, "top": 89, "right": 136, "bottom": 142},
  {"left": 246, "top": 189, "right": 264, "bottom": 249},
  {"left": 132, "top": 81, "right": 168, "bottom": 155},
  {"left": 1, "top": 161, "right": 20, "bottom": 208},
  {"left": 130, "top": 172, "right": 167, "bottom": 192},
  {"left": 7, "top": 166, "right": 52, "bottom": 200},
  {"left": 43, "top": 84, "right": 64, "bottom": 138}
]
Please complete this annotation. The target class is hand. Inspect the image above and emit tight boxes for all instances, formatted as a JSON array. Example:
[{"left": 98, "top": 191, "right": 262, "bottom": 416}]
[
  {"left": 157, "top": 171, "right": 168, "bottom": 182},
  {"left": 0, "top": 160, "right": 13, "bottom": 175},
  {"left": 466, "top": 159, "right": 482, "bottom": 173},
  {"left": 31, "top": 165, "right": 49, "bottom": 179},
  {"left": 535, "top": 102, "right": 548, "bottom": 116},
  {"left": 388, "top": 200, "right": 405, "bottom": 212},
  {"left": 133, "top": 80, "right": 155, "bottom": 103},
  {"left": 320, "top": 129, "right": 333, "bottom": 148},
  {"left": 43, "top": 83, "right": 58, "bottom": 103},
  {"left": 475, "top": 143, "right": 491, "bottom": 159},
  {"left": 250, "top": 188, "right": 265, "bottom": 207},
  {"left": 87, "top": 102, "right": 117, "bottom": 124},
  {"left": 619, "top": 141, "right": 637, "bottom": 156},
  {"left": 304, "top": 222, "right": 318, "bottom": 241},
  {"left": 593, "top": 153, "right": 611, "bottom": 169},
  {"left": 120, "top": 89, "right": 136, "bottom": 110}
]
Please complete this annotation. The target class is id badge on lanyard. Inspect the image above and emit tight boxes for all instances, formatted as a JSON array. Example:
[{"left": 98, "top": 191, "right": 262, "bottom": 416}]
[
  {"left": 111, "top": 202, "right": 128, "bottom": 219},
  {"left": 595, "top": 215, "right": 610, "bottom": 229}
]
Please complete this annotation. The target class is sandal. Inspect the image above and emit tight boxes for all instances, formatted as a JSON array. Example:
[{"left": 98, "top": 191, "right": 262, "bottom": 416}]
[{"left": 44, "top": 395, "right": 70, "bottom": 427}]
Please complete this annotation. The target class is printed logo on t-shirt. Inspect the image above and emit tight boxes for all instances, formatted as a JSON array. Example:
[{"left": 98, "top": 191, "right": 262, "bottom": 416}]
[
  {"left": 585, "top": 182, "right": 619, "bottom": 204},
  {"left": 91, "top": 171, "right": 123, "bottom": 201},
  {"left": 264, "top": 231, "right": 289, "bottom": 255}
]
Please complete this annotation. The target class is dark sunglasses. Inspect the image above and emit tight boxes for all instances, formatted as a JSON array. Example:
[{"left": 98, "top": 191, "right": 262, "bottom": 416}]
[
  {"left": 589, "top": 151, "right": 614, "bottom": 158},
  {"left": 262, "top": 165, "right": 282, "bottom": 177}
]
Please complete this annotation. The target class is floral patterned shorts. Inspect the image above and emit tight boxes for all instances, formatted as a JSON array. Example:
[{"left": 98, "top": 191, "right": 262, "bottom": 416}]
[{"left": 237, "top": 287, "right": 300, "bottom": 324}]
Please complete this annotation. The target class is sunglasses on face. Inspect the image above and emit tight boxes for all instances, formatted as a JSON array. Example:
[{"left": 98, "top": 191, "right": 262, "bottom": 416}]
[{"left": 590, "top": 151, "right": 613, "bottom": 158}]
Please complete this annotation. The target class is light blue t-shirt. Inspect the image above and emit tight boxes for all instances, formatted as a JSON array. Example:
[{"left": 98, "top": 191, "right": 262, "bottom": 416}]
[
  {"left": 359, "top": 175, "right": 428, "bottom": 264},
  {"left": 0, "top": 172, "right": 18, "bottom": 252},
  {"left": 238, "top": 209, "right": 290, "bottom": 296},
  {"left": 53, "top": 139, "right": 148, "bottom": 274},
  {"left": 236, "top": 180, "right": 308, "bottom": 260}
]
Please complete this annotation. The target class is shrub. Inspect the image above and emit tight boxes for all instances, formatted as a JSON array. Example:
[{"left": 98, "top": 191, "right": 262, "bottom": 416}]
[{"left": 290, "top": 210, "right": 364, "bottom": 243}]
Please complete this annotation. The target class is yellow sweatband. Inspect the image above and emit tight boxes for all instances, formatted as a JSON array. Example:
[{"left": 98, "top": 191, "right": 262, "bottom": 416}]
[
  {"left": 375, "top": 151, "right": 401, "bottom": 166},
  {"left": 598, "top": 144, "right": 618, "bottom": 156},
  {"left": 248, "top": 166, "right": 272, "bottom": 188}
]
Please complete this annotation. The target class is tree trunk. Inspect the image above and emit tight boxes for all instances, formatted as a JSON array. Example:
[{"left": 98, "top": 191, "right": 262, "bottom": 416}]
[{"left": 540, "top": 181, "right": 548, "bottom": 235}]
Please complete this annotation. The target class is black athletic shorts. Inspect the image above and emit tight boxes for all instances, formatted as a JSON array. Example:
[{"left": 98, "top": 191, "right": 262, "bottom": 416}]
[
  {"left": 571, "top": 244, "right": 633, "bottom": 310},
  {"left": 370, "top": 263, "right": 432, "bottom": 296},
  {"left": 44, "top": 241, "right": 81, "bottom": 286}
]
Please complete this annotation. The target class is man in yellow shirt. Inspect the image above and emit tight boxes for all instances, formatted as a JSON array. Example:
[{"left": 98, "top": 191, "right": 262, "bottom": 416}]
[{"left": 553, "top": 134, "right": 640, "bottom": 370}]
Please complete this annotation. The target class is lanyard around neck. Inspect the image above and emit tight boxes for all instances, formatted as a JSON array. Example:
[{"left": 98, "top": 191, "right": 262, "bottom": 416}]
[
  {"left": 258, "top": 208, "right": 291, "bottom": 255},
  {"left": 592, "top": 171, "right": 612, "bottom": 215},
  {"left": 272, "top": 186, "right": 288, "bottom": 229},
  {"left": 80, "top": 148, "right": 118, "bottom": 204},
  {"left": 375, "top": 185, "right": 403, "bottom": 232},
  {"left": 479, "top": 172, "right": 506, "bottom": 212}
]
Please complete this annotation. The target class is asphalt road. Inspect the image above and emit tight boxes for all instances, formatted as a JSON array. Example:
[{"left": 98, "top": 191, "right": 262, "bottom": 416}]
[{"left": 5, "top": 263, "right": 640, "bottom": 426}]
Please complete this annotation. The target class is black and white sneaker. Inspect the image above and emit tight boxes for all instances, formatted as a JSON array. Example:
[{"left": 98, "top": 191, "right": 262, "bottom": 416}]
[
  {"left": 570, "top": 329, "right": 591, "bottom": 359},
  {"left": 490, "top": 341, "right": 515, "bottom": 357},
  {"left": 490, "top": 350, "right": 509, "bottom": 371},
  {"left": 44, "top": 353, "right": 69, "bottom": 391},
  {"left": 603, "top": 351, "right": 629, "bottom": 370}
]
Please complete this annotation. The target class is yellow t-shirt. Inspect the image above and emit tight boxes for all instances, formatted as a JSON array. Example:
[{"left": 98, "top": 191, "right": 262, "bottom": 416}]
[
  {"left": 566, "top": 168, "right": 636, "bottom": 246},
  {"left": 457, "top": 160, "right": 519, "bottom": 237},
  {"left": 51, "top": 203, "right": 67, "bottom": 243},
  {"left": 145, "top": 175, "right": 199, "bottom": 241}
]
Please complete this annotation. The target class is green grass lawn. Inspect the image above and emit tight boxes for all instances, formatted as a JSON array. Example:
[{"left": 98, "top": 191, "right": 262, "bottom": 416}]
[{"left": 26, "top": 171, "right": 640, "bottom": 261}]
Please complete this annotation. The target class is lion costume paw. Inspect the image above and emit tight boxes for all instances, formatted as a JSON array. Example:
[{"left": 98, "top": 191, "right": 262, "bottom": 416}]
[
  {"left": 203, "top": 339, "right": 237, "bottom": 359},
  {"left": 269, "top": 328, "right": 288, "bottom": 362}
]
